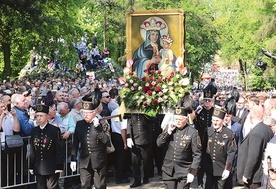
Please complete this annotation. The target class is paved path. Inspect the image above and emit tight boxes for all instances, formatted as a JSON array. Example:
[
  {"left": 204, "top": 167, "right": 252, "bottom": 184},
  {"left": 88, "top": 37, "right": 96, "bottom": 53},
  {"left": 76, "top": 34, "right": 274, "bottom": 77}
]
[{"left": 105, "top": 172, "right": 244, "bottom": 189}]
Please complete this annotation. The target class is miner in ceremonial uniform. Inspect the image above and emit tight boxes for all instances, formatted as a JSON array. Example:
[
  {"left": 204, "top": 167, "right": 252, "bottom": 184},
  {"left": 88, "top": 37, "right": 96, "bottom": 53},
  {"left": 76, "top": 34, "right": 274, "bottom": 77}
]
[
  {"left": 195, "top": 78, "right": 217, "bottom": 142},
  {"left": 202, "top": 106, "right": 237, "bottom": 189},
  {"left": 70, "top": 91, "right": 111, "bottom": 189},
  {"left": 156, "top": 93, "right": 202, "bottom": 189},
  {"left": 29, "top": 104, "right": 64, "bottom": 189},
  {"left": 126, "top": 113, "right": 152, "bottom": 188},
  {"left": 195, "top": 79, "right": 217, "bottom": 188}
]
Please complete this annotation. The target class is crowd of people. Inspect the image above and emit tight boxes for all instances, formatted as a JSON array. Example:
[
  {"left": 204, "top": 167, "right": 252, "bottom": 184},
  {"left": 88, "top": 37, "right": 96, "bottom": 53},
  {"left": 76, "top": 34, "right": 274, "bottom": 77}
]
[
  {"left": 0, "top": 73, "right": 275, "bottom": 189},
  {"left": 27, "top": 33, "right": 110, "bottom": 77}
]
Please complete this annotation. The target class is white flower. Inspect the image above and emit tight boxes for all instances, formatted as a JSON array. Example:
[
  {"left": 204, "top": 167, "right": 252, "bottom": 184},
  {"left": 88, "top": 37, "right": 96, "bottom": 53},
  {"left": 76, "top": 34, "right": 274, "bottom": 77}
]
[
  {"left": 135, "top": 96, "right": 139, "bottom": 99},
  {"left": 163, "top": 96, "right": 168, "bottom": 100},
  {"left": 145, "top": 83, "right": 149, "bottom": 87},
  {"left": 138, "top": 86, "right": 142, "bottom": 90},
  {"left": 151, "top": 81, "right": 156, "bottom": 86},
  {"left": 131, "top": 86, "right": 134, "bottom": 90},
  {"left": 176, "top": 74, "right": 180, "bottom": 79},
  {"left": 158, "top": 98, "right": 163, "bottom": 102},
  {"left": 152, "top": 91, "right": 156, "bottom": 95},
  {"left": 126, "top": 75, "right": 130, "bottom": 80},
  {"left": 168, "top": 82, "right": 173, "bottom": 86},
  {"left": 124, "top": 83, "right": 128, "bottom": 87},
  {"left": 133, "top": 83, "right": 138, "bottom": 87},
  {"left": 163, "top": 88, "right": 168, "bottom": 93},
  {"left": 178, "top": 93, "right": 183, "bottom": 97},
  {"left": 140, "top": 96, "right": 145, "bottom": 99},
  {"left": 162, "top": 84, "right": 167, "bottom": 88},
  {"left": 123, "top": 67, "right": 130, "bottom": 74},
  {"left": 158, "top": 91, "right": 163, "bottom": 95},
  {"left": 129, "top": 79, "right": 134, "bottom": 84},
  {"left": 180, "top": 78, "right": 190, "bottom": 86}
]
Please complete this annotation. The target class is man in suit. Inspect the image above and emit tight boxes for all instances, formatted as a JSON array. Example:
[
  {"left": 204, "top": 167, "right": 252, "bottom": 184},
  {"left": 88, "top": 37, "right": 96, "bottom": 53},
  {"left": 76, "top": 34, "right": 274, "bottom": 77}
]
[
  {"left": 232, "top": 96, "right": 250, "bottom": 132},
  {"left": 126, "top": 113, "right": 153, "bottom": 188},
  {"left": 156, "top": 93, "right": 202, "bottom": 189},
  {"left": 237, "top": 105, "right": 274, "bottom": 189},
  {"left": 202, "top": 106, "right": 237, "bottom": 189},
  {"left": 70, "top": 91, "right": 111, "bottom": 189},
  {"left": 29, "top": 104, "right": 64, "bottom": 189}
]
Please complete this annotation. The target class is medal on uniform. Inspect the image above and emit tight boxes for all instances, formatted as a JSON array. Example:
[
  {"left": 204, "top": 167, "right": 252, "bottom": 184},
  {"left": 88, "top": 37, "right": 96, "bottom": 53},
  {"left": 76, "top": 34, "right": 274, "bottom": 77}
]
[{"left": 43, "top": 138, "right": 47, "bottom": 147}]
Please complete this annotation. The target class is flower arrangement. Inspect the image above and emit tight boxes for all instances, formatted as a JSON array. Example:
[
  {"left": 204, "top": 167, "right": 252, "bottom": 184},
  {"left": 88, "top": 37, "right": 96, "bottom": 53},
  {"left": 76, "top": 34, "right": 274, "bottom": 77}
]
[{"left": 119, "top": 58, "right": 190, "bottom": 117}]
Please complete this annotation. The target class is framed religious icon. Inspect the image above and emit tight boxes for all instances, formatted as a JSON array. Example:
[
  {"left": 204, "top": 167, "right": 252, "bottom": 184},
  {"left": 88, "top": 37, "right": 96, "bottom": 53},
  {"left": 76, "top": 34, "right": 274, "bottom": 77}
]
[{"left": 126, "top": 9, "right": 185, "bottom": 78}]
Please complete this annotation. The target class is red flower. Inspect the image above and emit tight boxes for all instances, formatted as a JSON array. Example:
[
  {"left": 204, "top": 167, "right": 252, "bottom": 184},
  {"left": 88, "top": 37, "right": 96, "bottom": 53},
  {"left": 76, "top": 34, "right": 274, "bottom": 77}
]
[
  {"left": 150, "top": 70, "right": 155, "bottom": 74},
  {"left": 170, "top": 72, "right": 175, "bottom": 77},
  {"left": 157, "top": 78, "right": 162, "bottom": 83},
  {"left": 136, "top": 77, "right": 140, "bottom": 81},
  {"left": 155, "top": 86, "right": 161, "bottom": 92},
  {"left": 129, "top": 72, "right": 134, "bottom": 76},
  {"left": 142, "top": 86, "right": 148, "bottom": 92},
  {"left": 153, "top": 99, "right": 158, "bottom": 104},
  {"left": 149, "top": 84, "right": 153, "bottom": 89},
  {"left": 167, "top": 77, "right": 171, "bottom": 82},
  {"left": 147, "top": 90, "right": 152, "bottom": 96},
  {"left": 144, "top": 69, "right": 148, "bottom": 73},
  {"left": 143, "top": 101, "right": 147, "bottom": 106},
  {"left": 157, "top": 70, "right": 161, "bottom": 74},
  {"left": 142, "top": 77, "right": 147, "bottom": 81},
  {"left": 149, "top": 76, "right": 153, "bottom": 81}
]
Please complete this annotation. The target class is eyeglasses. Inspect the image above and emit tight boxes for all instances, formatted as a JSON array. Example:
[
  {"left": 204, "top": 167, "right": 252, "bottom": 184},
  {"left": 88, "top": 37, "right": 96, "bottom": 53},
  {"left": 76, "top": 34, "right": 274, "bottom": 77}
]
[
  {"left": 103, "top": 96, "right": 110, "bottom": 98},
  {"left": 203, "top": 98, "right": 212, "bottom": 102}
]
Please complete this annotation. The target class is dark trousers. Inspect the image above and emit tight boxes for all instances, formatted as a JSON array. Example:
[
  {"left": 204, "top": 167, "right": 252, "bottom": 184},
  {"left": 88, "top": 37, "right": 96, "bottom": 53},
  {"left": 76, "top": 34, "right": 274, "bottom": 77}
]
[
  {"left": 244, "top": 182, "right": 261, "bottom": 189},
  {"left": 163, "top": 170, "right": 190, "bottom": 189},
  {"left": 164, "top": 179, "right": 190, "bottom": 189},
  {"left": 131, "top": 144, "right": 151, "bottom": 182},
  {"left": 111, "top": 132, "right": 128, "bottom": 180},
  {"left": 204, "top": 174, "right": 226, "bottom": 189},
  {"left": 79, "top": 161, "right": 106, "bottom": 189},
  {"left": 36, "top": 173, "right": 60, "bottom": 189}
]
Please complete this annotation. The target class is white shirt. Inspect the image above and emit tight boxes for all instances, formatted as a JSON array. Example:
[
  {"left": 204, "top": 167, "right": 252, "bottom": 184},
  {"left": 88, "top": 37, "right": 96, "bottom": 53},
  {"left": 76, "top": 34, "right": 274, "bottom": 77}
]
[{"left": 242, "top": 112, "right": 255, "bottom": 137}]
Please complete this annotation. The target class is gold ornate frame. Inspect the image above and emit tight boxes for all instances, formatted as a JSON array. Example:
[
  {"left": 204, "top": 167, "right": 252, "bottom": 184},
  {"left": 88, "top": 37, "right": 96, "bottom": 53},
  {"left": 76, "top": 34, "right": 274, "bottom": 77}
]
[{"left": 126, "top": 9, "right": 185, "bottom": 66}]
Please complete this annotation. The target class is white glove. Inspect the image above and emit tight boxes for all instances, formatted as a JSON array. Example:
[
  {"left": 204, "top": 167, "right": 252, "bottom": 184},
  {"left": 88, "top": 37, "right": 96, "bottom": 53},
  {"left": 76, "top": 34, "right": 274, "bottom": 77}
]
[
  {"left": 70, "top": 161, "right": 77, "bottom": 172},
  {"left": 221, "top": 170, "right": 230, "bottom": 180},
  {"left": 55, "top": 170, "right": 63, "bottom": 173},
  {"left": 92, "top": 117, "right": 100, "bottom": 127},
  {"left": 187, "top": 173, "right": 194, "bottom": 183},
  {"left": 29, "top": 169, "right": 34, "bottom": 175},
  {"left": 167, "top": 123, "right": 176, "bottom": 135},
  {"left": 127, "top": 138, "right": 134, "bottom": 148}
]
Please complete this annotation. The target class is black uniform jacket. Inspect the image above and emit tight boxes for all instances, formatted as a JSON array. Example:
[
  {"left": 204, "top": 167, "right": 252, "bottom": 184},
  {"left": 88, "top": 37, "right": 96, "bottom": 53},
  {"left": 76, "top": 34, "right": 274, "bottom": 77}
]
[
  {"left": 237, "top": 122, "right": 274, "bottom": 184},
  {"left": 202, "top": 126, "right": 237, "bottom": 176},
  {"left": 30, "top": 123, "right": 64, "bottom": 175},
  {"left": 195, "top": 107, "right": 214, "bottom": 142},
  {"left": 156, "top": 124, "right": 202, "bottom": 179},
  {"left": 71, "top": 120, "right": 110, "bottom": 170},
  {"left": 126, "top": 114, "right": 152, "bottom": 146}
]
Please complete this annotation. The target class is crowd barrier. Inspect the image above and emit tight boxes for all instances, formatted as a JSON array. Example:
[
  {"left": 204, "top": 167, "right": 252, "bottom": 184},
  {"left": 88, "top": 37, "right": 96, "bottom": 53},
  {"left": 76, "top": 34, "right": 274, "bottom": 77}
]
[{"left": 0, "top": 136, "right": 79, "bottom": 188}]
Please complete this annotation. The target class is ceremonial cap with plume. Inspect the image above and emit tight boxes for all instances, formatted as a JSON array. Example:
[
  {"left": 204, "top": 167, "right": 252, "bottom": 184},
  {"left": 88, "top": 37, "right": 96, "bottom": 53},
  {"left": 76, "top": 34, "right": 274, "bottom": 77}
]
[
  {"left": 82, "top": 88, "right": 102, "bottom": 110},
  {"left": 203, "top": 78, "right": 217, "bottom": 98},
  {"left": 223, "top": 87, "right": 240, "bottom": 116},
  {"left": 173, "top": 92, "right": 193, "bottom": 116}
]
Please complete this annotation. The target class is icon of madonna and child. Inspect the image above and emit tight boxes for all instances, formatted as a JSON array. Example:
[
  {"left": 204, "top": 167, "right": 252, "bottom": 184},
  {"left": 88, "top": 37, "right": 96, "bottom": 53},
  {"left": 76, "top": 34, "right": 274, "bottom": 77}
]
[{"left": 132, "top": 17, "right": 178, "bottom": 78}]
